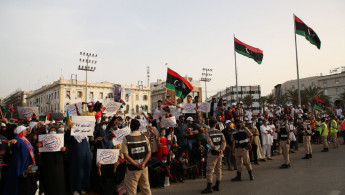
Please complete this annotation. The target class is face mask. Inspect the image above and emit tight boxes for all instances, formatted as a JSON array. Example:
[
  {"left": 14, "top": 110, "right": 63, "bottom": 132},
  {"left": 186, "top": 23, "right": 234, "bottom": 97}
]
[
  {"left": 259, "top": 121, "right": 263, "bottom": 124},
  {"left": 58, "top": 128, "right": 64, "bottom": 133},
  {"left": 49, "top": 131, "right": 57, "bottom": 134},
  {"left": 162, "top": 160, "right": 167, "bottom": 163},
  {"left": 172, "top": 155, "right": 175, "bottom": 159},
  {"left": 161, "top": 133, "right": 166, "bottom": 136},
  {"left": 102, "top": 125, "right": 107, "bottom": 130}
]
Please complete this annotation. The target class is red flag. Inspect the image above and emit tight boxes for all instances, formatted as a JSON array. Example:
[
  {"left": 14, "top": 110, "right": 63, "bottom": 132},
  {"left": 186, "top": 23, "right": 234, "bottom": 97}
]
[
  {"left": 9, "top": 105, "right": 14, "bottom": 112},
  {"left": 46, "top": 113, "right": 51, "bottom": 121},
  {"left": 315, "top": 96, "right": 325, "bottom": 104}
]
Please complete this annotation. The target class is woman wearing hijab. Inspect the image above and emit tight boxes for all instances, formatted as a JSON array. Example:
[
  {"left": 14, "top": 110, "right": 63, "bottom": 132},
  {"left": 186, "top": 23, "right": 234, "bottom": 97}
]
[
  {"left": 3, "top": 126, "right": 37, "bottom": 195},
  {"left": 39, "top": 125, "right": 67, "bottom": 195}
]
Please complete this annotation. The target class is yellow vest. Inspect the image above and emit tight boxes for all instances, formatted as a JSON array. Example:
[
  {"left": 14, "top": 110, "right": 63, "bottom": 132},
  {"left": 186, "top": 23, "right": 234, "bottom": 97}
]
[
  {"left": 321, "top": 122, "right": 328, "bottom": 136},
  {"left": 330, "top": 120, "right": 338, "bottom": 133},
  {"left": 315, "top": 121, "right": 322, "bottom": 132}
]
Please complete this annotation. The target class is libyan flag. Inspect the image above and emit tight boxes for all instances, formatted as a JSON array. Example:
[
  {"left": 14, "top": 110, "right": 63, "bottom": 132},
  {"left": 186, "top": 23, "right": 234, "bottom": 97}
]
[
  {"left": 234, "top": 37, "right": 263, "bottom": 64},
  {"left": 314, "top": 96, "right": 325, "bottom": 111},
  {"left": 294, "top": 15, "right": 321, "bottom": 49},
  {"left": 166, "top": 68, "right": 194, "bottom": 99}
]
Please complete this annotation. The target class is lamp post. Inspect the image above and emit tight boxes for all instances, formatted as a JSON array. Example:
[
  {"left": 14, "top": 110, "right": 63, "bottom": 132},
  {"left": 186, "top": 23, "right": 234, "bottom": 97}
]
[
  {"left": 200, "top": 68, "right": 213, "bottom": 102},
  {"left": 78, "top": 52, "right": 97, "bottom": 103}
]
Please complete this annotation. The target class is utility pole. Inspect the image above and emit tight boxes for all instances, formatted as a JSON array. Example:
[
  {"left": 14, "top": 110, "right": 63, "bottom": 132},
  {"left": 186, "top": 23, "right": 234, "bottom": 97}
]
[
  {"left": 78, "top": 52, "right": 97, "bottom": 103},
  {"left": 147, "top": 66, "right": 150, "bottom": 87},
  {"left": 200, "top": 68, "right": 213, "bottom": 102}
]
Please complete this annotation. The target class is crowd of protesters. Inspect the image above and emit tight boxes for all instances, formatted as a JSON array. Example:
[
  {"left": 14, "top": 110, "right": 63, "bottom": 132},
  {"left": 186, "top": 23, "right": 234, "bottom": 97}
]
[{"left": 0, "top": 95, "right": 343, "bottom": 195}]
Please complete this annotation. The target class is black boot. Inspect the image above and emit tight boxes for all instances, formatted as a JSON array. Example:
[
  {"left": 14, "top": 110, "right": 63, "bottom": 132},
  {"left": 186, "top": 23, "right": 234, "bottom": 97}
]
[
  {"left": 248, "top": 170, "right": 254, "bottom": 181},
  {"left": 321, "top": 148, "right": 327, "bottom": 152},
  {"left": 279, "top": 164, "right": 288, "bottom": 169},
  {"left": 231, "top": 172, "right": 241, "bottom": 182},
  {"left": 302, "top": 154, "right": 309, "bottom": 159},
  {"left": 201, "top": 183, "right": 213, "bottom": 194},
  {"left": 326, "top": 148, "right": 329, "bottom": 152},
  {"left": 212, "top": 181, "right": 220, "bottom": 191},
  {"left": 309, "top": 154, "right": 312, "bottom": 158}
]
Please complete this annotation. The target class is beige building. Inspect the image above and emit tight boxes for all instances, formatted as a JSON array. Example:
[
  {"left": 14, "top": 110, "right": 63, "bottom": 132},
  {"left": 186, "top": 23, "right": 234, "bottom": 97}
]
[
  {"left": 273, "top": 71, "right": 345, "bottom": 104},
  {"left": 26, "top": 78, "right": 151, "bottom": 117},
  {"left": 150, "top": 77, "right": 202, "bottom": 113},
  {"left": 1, "top": 90, "right": 32, "bottom": 118}
]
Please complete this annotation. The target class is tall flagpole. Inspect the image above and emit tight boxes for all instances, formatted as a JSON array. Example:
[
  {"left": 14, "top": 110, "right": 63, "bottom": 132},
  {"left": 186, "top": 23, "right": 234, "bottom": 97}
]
[
  {"left": 294, "top": 14, "right": 301, "bottom": 106},
  {"left": 234, "top": 34, "right": 239, "bottom": 102}
]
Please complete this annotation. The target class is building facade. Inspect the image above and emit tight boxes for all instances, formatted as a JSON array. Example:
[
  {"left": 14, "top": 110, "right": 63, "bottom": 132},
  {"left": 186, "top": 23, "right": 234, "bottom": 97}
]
[
  {"left": 273, "top": 71, "right": 345, "bottom": 104},
  {"left": 26, "top": 78, "right": 151, "bottom": 117},
  {"left": 1, "top": 90, "right": 31, "bottom": 118},
  {"left": 150, "top": 77, "right": 202, "bottom": 112}
]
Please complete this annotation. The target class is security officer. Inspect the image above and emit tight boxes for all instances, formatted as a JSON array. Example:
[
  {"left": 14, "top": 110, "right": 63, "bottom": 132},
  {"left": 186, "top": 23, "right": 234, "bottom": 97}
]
[
  {"left": 314, "top": 117, "right": 322, "bottom": 144},
  {"left": 278, "top": 118, "right": 291, "bottom": 168},
  {"left": 231, "top": 119, "right": 254, "bottom": 181},
  {"left": 302, "top": 116, "right": 313, "bottom": 159},
  {"left": 121, "top": 119, "right": 152, "bottom": 195},
  {"left": 330, "top": 116, "right": 339, "bottom": 148},
  {"left": 201, "top": 119, "right": 226, "bottom": 194},
  {"left": 320, "top": 118, "right": 329, "bottom": 152}
]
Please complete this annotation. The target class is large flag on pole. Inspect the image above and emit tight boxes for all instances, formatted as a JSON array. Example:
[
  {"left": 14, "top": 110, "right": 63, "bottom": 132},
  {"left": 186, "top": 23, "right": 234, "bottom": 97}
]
[
  {"left": 234, "top": 37, "right": 263, "bottom": 64},
  {"left": 314, "top": 96, "right": 325, "bottom": 110},
  {"left": 166, "top": 68, "right": 194, "bottom": 99},
  {"left": 294, "top": 15, "right": 321, "bottom": 49}
]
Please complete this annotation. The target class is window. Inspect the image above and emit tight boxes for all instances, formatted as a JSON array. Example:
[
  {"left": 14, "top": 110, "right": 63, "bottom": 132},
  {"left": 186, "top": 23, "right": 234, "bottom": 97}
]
[
  {"left": 143, "top": 95, "right": 148, "bottom": 101},
  {"left": 90, "top": 92, "right": 94, "bottom": 99},
  {"left": 77, "top": 91, "right": 82, "bottom": 98},
  {"left": 336, "top": 88, "right": 341, "bottom": 95},
  {"left": 107, "top": 93, "right": 113, "bottom": 98},
  {"left": 136, "top": 105, "right": 139, "bottom": 113},
  {"left": 323, "top": 80, "right": 327, "bottom": 87},
  {"left": 335, "top": 78, "right": 340, "bottom": 84},
  {"left": 125, "top": 94, "right": 129, "bottom": 101},
  {"left": 66, "top": 91, "right": 71, "bottom": 99},
  {"left": 126, "top": 105, "right": 129, "bottom": 111},
  {"left": 301, "top": 84, "right": 305, "bottom": 89},
  {"left": 99, "top": 92, "right": 103, "bottom": 99},
  {"left": 324, "top": 90, "right": 328, "bottom": 95},
  {"left": 312, "top": 82, "right": 316, "bottom": 87},
  {"left": 292, "top": 85, "right": 295, "bottom": 89},
  {"left": 136, "top": 95, "right": 139, "bottom": 101}
]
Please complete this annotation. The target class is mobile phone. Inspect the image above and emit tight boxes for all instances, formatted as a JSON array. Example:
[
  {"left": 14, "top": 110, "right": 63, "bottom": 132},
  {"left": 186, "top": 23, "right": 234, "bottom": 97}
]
[{"left": 31, "top": 166, "right": 38, "bottom": 171}]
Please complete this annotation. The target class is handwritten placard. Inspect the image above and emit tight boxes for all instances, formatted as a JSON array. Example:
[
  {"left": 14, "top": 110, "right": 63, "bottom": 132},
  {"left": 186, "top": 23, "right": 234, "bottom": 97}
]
[
  {"left": 104, "top": 101, "right": 122, "bottom": 114},
  {"left": 139, "top": 120, "right": 148, "bottom": 133},
  {"left": 17, "top": 107, "right": 39, "bottom": 119},
  {"left": 38, "top": 134, "right": 64, "bottom": 152},
  {"left": 182, "top": 103, "right": 196, "bottom": 114},
  {"left": 161, "top": 116, "right": 177, "bottom": 128},
  {"left": 96, "top": 149, "right": 119, "bottom": 165},
  {"left": 199, "top": 102, "right": 211, "bottom": 113},
  {"left": 71, "top": 116, "right": 95, "bottom": 136},
  {"left": 65, "top": 103, "right": 83, "bottom": 116},
  {"left": 112, "top": 126, "right": 131, "bottom": 146}
]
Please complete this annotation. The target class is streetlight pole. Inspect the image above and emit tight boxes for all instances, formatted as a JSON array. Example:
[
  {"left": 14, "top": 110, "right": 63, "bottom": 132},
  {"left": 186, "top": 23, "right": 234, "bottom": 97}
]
[
  {"left": 201, "top": 68, "right": 213, "bottom": 102},
  {"left": 78, "top": 52, "right": 97, "bottom": 103}
]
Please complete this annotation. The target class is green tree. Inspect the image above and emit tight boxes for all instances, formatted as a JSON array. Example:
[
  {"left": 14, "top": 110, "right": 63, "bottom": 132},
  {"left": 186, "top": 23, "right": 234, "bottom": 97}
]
[
  {"left": 285, "top": 89, "right": 298, "bottom": 105},
  {"left": 302, "top": 86, "right": 324, "bottom": 107},
  {"left": 242, "top": 95, "right": 254, "bottom": 109},
  {"left": 266, "top": 93, "right": 276, "bottom": 105},
  {"left": 259, "top": 96, "right": 267, "bottom": 113}
]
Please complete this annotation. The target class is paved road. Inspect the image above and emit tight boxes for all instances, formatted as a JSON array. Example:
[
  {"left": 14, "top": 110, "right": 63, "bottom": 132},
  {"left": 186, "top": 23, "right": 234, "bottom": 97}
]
[{"left": 152, "top": 143, "right": 345, "bottom": 195}]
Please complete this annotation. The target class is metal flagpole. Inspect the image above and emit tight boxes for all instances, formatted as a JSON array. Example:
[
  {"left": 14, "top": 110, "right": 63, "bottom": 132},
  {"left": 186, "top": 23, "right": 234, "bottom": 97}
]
[
  {"left": 294, "top": 14, "right": 302, "bottom": 106},
  {"left": 234, "top": 34, "right": 239, "bottom": 102}
]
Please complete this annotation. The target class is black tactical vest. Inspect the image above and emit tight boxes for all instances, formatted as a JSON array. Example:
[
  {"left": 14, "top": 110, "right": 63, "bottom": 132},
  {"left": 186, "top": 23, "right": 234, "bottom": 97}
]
[
  {"left": 233, "top": 129, "right": 248, "bottom": 148},
  {"left": 303, "top": 122, "right": 311, "bottom": 136},
  {"left": 280, "top": 124, "right": 288, "bottom": 141},
  {"left": 209, "top": 130, "right": 223, "bottom": 149},
  {"left": 126, "top": 134, "right": 148, "bottom": 171}
]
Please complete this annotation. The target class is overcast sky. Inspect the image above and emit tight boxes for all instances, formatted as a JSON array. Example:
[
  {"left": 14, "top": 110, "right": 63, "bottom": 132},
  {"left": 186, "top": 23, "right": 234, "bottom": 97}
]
[{"left": 1, "top": 0, "right": 344, "bottom": 99}]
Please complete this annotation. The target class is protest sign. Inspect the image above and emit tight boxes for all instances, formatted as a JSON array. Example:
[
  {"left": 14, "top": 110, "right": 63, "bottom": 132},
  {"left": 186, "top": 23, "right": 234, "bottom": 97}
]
[
  {"left": 199, "top": 102, "right": 211, "bottom": 113},
  {"left": 50, "top": 113, "right": 64, "bottom": 121},
  {"left": 160, "top": 116, "right": 177, "bottom": 128},
  {"left": 182, "top": 103, "right": 196, "bottom": 114},
  {"left": 65, "top": 103, "right": 83, "bottom": 116},
  {"left": 153, "top": 109, "right": 161, "bottom": 120},
  {"left": 17, "top": 107, "right": 39, "bottom": 119},
  {"left": 112, "top": 126, "right": 131, "bottom": 146},
  {"left": 104, "top": 101, "right": 122, "bottom": 114},
  {"left": 139, "top": 120, "right": 148, "bottom": 133},
  {"left": 96, "top": 149, "right": 119, "bottom": 165},
  {"left": 29, "top": 122, "right": 38, "bottom": 130},
  {"left": 114, "top": 84, "right": 122, "bottom": 102},
  {"left": 38, "top": 134, "right": 64, "bottom": 152},
  {"left": 71, "top": 116, "right": 95, "bottom": 136}
]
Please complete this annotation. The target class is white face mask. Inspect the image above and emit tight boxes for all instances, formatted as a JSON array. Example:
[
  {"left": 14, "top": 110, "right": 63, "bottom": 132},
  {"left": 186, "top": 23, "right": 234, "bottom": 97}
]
[
  {"left": 102, "top": 125, "right": 107, "bottom": 130},
  {"left": 172, "top": 155, "right": 175, "bottom": 159},
  {"left": 162, "top": 160, "right": 167, "bottom": 163},
  {"left": 58, "top": 128, "right": 64, "bottom": 133}
]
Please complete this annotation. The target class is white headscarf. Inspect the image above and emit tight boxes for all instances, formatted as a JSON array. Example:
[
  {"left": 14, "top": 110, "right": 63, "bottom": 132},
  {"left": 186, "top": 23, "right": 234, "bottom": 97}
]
[{"left": 14, "top": 126, "right": 26, "bottom": 135}]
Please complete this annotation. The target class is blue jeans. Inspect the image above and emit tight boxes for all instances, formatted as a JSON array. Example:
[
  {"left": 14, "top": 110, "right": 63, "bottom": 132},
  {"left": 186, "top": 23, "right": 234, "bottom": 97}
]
[
  {"left": 187, "top": 139, "right": 196, "bottom": 151},
  {"left": 224, "top": 146, "right": 237, "bottom": 169}
]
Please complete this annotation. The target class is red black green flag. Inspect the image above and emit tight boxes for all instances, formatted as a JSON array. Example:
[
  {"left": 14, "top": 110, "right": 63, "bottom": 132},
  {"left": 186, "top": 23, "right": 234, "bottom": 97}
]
[
  {"left": 166, "top": 68, "right": 194, "bottom": 99},
  {"left": 234, "top": 37, "right": 263, "bottom": 64},
  {"left": 294, "top": 15, "right": 321, "bottom": 49}
]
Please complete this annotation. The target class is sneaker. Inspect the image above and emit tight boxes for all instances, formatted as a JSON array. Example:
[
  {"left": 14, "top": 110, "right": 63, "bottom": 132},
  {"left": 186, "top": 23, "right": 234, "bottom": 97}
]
[{"left": 73, "top": 191, "right": 80, "bottom": 195}]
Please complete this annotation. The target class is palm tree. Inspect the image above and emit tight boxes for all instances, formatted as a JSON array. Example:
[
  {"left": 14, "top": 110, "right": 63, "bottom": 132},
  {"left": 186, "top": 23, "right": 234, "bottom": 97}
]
[
  {"left": 259, "top": 96, "right": 267, "bottom": 113},
  {"left": 285, "top": 89, "right": 298, "bottom": 105},
  {"left": 242, "top": 95, "right": 254, "bottom": 109},
  {"left": 336, "top": 90, "right": 345, "bottom": 109},
  {"left": 266, "top": 93, "right": 276, "bottom": 105},
  {"left": 276, "top": 94, "right": 289, "bottom": 106},
  {"left": 302, "top": 86, "right": 324, "bottom": 107}
]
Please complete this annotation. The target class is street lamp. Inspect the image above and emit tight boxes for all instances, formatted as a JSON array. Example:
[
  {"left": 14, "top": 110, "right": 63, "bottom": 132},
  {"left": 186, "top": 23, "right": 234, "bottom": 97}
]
[
  {"left": 200, "top": 68, "right": 213, "bottom": 102},
  {"left": 78, "top": 52, "right": 97, "bottom": 103}
]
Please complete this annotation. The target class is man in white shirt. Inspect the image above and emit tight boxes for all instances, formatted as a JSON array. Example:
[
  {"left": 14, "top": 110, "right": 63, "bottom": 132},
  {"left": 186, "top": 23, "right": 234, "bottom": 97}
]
[
  {"left": 260, "top": 119, "right": 273, "bottom": 160},
  {"left": 294, "top": 105, "right": 304, "bottom": 119}
]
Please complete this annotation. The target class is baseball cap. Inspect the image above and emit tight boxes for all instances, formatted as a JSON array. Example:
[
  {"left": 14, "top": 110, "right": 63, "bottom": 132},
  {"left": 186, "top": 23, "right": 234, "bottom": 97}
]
[
  {"left": 186, "top": 117, "right": 194, "bottom": 122},
  {"left": 1, "top": 123, "right": 6, "bottom": 127},
  {"left": 87, "top": 102, "right": 95, "bottom": 107},
  {"left": 225, "top": 120, "right": 231, "bottom": 124}
]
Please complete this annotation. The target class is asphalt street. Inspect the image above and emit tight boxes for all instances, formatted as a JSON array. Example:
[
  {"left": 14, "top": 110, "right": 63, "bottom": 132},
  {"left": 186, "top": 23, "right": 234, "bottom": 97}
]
[{"left": 152, "top": 142, "right": 345, "bottom": 195}]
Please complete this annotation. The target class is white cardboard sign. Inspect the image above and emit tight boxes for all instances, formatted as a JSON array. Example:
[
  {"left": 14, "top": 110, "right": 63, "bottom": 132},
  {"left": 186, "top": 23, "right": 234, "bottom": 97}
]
[
  {"left": 112, "top": 126, "right": 131, "bottom": 146},
  {"left": 96, "top": 149, "right": 119, "bottom": 165},
  {"left": 104, "top": 101, "right": 122, "bottom": 114},
  {"left": 71, "top": 116, "right": 95, "bottom": 136},
  {"left": 160, "top": 116, "right": 177, "bottom": 128},
  {"left": 199, "top": 102, "right": 211, "bottom": 113},
  {"left": 182, "top": 103, "right": 196, "bottom": 113},
  {"left": 17, "top": 107, "right": 39, "bottom": 119},
  {"left": 65, "top": 103, "right": 83, "bottom": 116},
  {"left": 38, "top": 134, "right": 64, "bottom": 152}
]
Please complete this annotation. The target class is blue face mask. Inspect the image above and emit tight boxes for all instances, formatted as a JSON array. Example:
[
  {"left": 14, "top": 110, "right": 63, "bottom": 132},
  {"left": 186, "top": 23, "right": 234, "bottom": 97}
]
[{"left": 49, "top": 131, "right": 57, "bottom": 134}]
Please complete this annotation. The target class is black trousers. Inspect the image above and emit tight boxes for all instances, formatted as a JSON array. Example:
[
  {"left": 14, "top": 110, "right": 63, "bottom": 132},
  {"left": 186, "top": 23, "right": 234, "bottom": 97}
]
[{"left": 249, "top": 144, "right": 258, "bottom": 163}]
